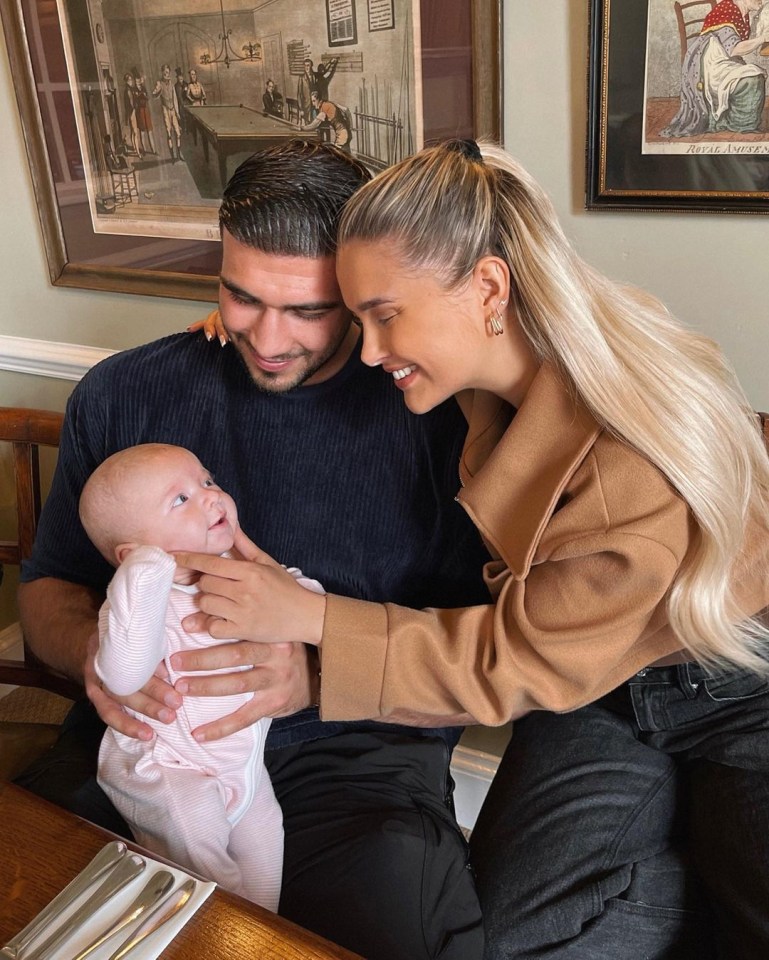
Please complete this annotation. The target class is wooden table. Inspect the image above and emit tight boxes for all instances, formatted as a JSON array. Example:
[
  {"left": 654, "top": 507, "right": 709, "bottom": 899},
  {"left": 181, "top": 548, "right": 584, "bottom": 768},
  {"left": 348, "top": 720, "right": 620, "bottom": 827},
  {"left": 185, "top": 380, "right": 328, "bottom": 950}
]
[
  {"left": 183, "top": 104, "right": 315, "bottom": 196},
  {"left": 0, "top": 782, "right": 362, "bottom": 959}
]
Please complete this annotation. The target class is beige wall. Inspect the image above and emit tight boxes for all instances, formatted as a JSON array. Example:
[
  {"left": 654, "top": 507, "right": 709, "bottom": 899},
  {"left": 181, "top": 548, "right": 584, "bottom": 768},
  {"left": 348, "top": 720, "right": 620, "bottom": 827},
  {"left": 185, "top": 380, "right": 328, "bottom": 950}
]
[{"left": 0, "top": 0, "right": 767, "bottom": 413}]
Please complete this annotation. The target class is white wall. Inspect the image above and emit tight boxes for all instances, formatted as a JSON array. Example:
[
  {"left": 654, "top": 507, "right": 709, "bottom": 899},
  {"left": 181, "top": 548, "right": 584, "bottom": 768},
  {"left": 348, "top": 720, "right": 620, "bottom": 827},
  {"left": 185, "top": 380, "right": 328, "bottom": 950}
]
[{"left": 1, "top": 1, "right": 766, "bottom": 415}]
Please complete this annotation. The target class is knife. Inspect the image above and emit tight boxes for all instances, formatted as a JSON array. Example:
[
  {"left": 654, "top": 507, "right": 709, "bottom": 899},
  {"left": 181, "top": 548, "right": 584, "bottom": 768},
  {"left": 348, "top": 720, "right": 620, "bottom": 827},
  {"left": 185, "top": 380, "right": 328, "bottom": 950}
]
[
  {"left": 106, "top": 878, "right": 197, "bottom": 960},
  {"left": 0, "top": 841, "right": 127, "bottom": 960},
  {"left": 22, "top": 854, "right": 146, "bottom": 960}
]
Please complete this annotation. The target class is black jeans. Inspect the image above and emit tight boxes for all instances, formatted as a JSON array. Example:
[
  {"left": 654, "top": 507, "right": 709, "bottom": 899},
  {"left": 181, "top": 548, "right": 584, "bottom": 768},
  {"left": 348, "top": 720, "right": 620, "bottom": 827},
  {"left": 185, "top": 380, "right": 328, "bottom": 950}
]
[
  {"left": 470, "top": 662, "right": 769, "bottom": 960},
  {"left": 16, "top": 701, "right": 483, "bottom": 960}
]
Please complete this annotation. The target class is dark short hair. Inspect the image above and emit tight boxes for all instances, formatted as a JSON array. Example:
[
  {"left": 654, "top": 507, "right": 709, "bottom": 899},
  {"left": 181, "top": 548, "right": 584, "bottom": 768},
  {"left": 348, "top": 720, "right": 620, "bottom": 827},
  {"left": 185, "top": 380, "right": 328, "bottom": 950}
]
[{"left": 219, "top": 140, "right": 371, "bottom": 258}]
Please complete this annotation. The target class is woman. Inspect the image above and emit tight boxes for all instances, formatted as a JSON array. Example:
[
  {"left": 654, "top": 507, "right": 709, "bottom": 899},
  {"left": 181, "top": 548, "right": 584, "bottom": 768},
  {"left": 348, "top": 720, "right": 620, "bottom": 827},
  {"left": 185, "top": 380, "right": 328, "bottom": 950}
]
[{"left": 182, "top": 140, "right": 769, "bottom": 958}]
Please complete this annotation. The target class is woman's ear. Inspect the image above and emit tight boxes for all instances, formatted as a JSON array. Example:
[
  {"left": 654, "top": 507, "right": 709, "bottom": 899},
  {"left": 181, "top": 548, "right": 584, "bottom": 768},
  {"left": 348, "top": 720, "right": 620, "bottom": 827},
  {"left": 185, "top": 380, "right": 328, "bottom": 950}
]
[{"left": 473, "top": 255, "right": 510, "bottom": 311}]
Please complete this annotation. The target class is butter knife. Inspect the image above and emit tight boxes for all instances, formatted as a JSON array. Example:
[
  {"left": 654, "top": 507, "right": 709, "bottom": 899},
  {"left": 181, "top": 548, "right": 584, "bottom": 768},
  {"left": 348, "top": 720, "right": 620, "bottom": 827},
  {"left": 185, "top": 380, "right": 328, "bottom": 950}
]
[
  {"left": 69, "top": 870, "right": 176, "bottom": 960},
  {"left": 1, "top": 841, "right": 127, "bottom": 960},
  {"left": 107, "top": 878, "right": 197, "bottom": 960},
  {"left": 22, "top": 854, "right": 146, "bottom": 960}
]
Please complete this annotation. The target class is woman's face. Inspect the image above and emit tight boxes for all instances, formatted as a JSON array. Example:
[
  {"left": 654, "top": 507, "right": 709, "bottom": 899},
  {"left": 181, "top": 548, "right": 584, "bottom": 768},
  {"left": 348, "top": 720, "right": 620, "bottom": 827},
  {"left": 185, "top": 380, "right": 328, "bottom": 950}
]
[{"left": 337, "top": 239, "right": 492, "bottom": 414}]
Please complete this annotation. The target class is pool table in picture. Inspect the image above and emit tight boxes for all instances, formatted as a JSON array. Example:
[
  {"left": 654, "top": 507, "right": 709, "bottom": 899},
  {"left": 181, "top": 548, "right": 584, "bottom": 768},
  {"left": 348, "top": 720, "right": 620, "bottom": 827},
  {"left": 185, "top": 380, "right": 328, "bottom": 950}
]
[{"left": 183, "top": 104, "right": 315, "bottom": 197}]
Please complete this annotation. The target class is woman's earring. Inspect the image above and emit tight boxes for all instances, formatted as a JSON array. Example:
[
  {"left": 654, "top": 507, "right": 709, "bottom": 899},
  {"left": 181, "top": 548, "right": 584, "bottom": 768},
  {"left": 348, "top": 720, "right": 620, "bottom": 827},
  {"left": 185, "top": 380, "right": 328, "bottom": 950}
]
[{"left": 489, "top": 299, "right": 507, "bottom": 336}]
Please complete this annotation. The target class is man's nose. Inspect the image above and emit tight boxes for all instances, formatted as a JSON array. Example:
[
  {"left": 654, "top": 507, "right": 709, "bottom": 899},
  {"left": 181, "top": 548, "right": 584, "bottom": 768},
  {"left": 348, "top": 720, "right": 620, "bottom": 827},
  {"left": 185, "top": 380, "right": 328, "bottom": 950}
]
[{"left": 247, "top": 308, "right": 292, "bottom": 357}]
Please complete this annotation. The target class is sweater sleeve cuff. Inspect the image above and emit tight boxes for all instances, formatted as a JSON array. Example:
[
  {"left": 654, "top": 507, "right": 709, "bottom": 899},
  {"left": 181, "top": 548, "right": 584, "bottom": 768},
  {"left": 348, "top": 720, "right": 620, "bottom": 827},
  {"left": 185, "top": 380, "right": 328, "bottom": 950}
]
[{"left": 318, "top": 594, "right": 389, "bottom": 720}]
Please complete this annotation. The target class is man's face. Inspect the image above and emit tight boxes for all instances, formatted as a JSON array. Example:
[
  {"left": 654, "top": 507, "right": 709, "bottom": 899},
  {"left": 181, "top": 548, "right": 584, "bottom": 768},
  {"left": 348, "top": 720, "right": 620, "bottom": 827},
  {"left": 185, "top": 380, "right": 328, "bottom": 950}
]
[
  {"left": 190, "top": 70, "right": 197, "bottom": 82},
  {"left": 218, "top": 230, "right": 356, "bottom": 393},
  {"left": 163, "top": 66, "right": 171, "bottom": 80},
  {"left": 311, "top": 92, "right": 320, "bottom": 108},
  {"left": 304, "top": 60, "right": 313, "bottom": 75}
]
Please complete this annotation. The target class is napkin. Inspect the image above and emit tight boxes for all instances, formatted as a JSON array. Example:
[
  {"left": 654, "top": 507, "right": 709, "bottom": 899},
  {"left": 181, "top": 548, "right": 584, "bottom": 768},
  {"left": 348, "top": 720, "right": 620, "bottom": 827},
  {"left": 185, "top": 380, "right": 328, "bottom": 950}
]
[{"left": 34, "top": 851, "right": 216, "bottom": 960}]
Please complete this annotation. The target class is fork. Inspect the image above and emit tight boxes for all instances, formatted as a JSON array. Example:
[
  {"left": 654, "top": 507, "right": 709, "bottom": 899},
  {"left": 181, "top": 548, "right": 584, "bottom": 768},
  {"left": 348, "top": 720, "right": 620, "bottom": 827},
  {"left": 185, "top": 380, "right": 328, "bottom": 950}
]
[
  {"left": 21, "top": 854, "right": 146, "bottom": 960},
  {"left": 0, "top": 841, "right": 127, "bottom": 960},
  {"left": 69, "top": 870, "right": 175, "bottom": 960}
]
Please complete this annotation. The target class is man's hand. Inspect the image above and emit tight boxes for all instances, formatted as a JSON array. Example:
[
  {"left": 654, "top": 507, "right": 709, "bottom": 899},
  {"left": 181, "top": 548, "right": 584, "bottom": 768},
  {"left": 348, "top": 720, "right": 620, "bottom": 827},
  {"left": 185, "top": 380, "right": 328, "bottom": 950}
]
[
  {"left": 169, "top": 639, "right": 315, "bottom": 742},
  {"left": 85, "top": 633, "right": 182, "bottom": 741}
]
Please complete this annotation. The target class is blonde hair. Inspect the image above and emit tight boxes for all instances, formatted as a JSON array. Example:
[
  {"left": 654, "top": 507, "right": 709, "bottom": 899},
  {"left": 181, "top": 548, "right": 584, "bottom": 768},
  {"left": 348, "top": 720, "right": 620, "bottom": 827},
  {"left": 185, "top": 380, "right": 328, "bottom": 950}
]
[{"left": 338, "top": 140, "right": 769, "bottom": 673}]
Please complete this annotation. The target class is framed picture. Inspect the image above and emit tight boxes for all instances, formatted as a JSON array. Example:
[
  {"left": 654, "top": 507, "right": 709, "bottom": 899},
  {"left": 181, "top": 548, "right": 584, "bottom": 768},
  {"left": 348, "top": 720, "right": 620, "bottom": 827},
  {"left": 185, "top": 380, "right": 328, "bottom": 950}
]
[
  {"left": 587, "top": 0, "right": 769, "bottom": 213},
  {"left": 2, "top": 0, "right": 502, "bottom": 301},
  {"left": 327, "top": 0, "right": 359, "bottom": 46}
]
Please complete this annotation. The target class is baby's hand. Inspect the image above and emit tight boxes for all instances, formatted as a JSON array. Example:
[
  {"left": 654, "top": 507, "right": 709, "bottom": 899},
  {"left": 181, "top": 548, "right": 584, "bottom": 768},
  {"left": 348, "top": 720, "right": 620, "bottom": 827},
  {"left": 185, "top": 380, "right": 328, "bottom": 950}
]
[{"left": 186, "top": 308, "right": 229, "bottom": 346}]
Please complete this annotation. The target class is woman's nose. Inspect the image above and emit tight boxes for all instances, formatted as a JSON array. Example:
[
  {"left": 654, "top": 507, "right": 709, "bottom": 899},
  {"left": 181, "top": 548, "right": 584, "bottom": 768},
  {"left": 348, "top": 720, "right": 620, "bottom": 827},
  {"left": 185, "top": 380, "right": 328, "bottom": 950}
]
[{"left": 359, "top": 326, "right": 387, "bottom": 368}]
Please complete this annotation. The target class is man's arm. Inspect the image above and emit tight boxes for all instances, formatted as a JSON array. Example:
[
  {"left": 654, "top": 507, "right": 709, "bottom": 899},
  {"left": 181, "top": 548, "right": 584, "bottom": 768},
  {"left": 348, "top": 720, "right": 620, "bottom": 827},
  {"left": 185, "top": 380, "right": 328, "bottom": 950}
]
[
  {"left": 18, "top": 577, "right": 101, "bottom": 682},
  {"left": 18, "top": 576, "right": 180, "bottom": 740}
]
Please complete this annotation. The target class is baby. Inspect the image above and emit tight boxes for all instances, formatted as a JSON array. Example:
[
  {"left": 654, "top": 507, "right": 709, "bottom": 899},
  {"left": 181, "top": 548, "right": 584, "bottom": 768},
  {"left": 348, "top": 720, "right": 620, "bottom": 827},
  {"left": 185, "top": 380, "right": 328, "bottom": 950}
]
[{"left": 79, "top": 443, "right": 323, "bottom": 909}]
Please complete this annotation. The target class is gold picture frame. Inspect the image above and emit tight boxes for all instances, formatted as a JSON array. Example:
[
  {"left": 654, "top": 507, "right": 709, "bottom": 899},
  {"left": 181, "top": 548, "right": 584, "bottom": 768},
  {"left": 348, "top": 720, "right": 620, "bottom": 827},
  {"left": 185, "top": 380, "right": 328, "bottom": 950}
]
[{"left": 2, "top": 0, "right": 502, "bottom": 300}]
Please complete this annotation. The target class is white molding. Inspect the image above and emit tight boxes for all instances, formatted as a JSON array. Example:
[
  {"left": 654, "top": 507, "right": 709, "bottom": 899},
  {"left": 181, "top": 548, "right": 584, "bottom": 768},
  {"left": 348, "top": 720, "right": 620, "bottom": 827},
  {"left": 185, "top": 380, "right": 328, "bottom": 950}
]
[{"left": 0, "top": 336, "right": 115, "bottom": 382}]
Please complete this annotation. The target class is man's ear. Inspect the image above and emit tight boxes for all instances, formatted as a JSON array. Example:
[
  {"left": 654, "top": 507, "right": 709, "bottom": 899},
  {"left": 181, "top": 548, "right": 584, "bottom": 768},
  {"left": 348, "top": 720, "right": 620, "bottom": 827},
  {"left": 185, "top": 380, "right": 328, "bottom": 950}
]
[
  {"left": 114, "top": 542, "right": 140, "bottom": 565},
  {"left": 473, "top": 255, "right": 510, "bottom": 311}
]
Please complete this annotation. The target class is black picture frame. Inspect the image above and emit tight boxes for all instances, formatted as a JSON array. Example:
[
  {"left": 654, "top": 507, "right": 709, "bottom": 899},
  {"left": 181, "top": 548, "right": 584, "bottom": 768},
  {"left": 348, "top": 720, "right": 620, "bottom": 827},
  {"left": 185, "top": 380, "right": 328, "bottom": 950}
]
[
  {"left": 587, "top": 0, "right": 769, "bottom": 213},
  {"left": 326, "top": 0, "right": 359, "bottom": 47}
]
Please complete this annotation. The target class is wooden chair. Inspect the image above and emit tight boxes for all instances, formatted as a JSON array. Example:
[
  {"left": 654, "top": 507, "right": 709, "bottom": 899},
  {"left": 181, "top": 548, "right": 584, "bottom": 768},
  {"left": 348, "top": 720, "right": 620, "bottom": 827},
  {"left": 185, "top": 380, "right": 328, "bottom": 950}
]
[
  {"left": 285, "top": 97, "right": 302, "bottom": 125},
  {"left": 0, "top": 406, "right": 81, "bottom": 780},
  {"left": 673, "top": 0, "right": 716, "bottom": 63}
]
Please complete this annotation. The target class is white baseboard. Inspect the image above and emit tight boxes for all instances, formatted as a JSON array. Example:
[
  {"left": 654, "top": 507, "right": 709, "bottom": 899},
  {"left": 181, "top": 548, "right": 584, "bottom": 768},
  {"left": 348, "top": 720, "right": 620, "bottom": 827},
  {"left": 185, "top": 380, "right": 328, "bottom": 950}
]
[{"left": 451, "top": 743, "right": 500, "bottom": 832}]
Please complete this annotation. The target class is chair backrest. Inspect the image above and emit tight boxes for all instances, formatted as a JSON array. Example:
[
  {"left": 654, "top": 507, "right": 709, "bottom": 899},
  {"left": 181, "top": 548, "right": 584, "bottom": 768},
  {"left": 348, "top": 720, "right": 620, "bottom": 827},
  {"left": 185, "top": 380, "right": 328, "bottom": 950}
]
[
  {"left": 0, "top": 407, "right": 81, "bottom": 698},
  {"left": 673, "top": 0, "right": 716, "bottom": 63}
]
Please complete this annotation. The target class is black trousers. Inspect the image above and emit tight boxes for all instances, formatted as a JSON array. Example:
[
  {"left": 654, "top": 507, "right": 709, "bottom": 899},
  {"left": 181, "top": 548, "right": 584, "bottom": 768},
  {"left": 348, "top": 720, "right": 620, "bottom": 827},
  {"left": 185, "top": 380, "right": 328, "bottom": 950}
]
[{"left": 15, "top": 700, "right": 483, "bottom": 960}]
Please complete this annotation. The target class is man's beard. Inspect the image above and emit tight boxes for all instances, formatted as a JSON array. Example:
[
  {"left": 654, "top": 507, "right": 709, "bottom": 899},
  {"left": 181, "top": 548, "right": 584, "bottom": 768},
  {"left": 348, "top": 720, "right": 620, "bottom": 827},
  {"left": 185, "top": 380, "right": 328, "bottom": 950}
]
[{"left": 230, "top": 325, "right": 350, "bottom": 394}]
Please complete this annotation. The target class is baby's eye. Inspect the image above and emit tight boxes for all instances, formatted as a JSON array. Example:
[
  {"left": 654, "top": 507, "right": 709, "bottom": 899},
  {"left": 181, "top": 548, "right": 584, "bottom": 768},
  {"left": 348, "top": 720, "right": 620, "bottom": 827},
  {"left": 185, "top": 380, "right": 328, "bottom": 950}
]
[
  {"left": 203, "top": 478, "right": 214, "bottom": 488},
  {"left": 172, "top": 493, "right": 189, "bottom": 506}
]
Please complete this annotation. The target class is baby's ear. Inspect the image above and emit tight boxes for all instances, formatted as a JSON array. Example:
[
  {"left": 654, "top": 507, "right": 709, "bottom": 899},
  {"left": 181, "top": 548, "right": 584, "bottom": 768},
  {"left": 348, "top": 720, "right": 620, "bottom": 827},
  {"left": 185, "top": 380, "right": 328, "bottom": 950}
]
[{"left": 114, "top": 541, "right": 140, "bottom": 565}]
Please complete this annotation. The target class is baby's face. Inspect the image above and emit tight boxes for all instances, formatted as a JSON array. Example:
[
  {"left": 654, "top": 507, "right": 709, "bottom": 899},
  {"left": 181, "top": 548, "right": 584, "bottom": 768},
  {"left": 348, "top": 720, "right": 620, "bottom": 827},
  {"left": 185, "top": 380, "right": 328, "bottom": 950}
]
[{"left": 129, "top": 448, "right": 237, "bottom": 555}]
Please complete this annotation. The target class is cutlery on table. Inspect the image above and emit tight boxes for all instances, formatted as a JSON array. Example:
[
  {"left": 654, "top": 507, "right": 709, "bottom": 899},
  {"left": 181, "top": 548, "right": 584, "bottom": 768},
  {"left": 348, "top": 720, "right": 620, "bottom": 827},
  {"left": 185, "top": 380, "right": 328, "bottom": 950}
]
[
  {"left": 107, "top": 878, "right": 197, "bottom": 960},
  {"left": 70, "top": 870, "right": 176, "bottom": 960},
  {"left": 21, "top": 853, "right": 146, "bottom": 960},
  {"left": 0, "top": 841, "right": 127, "bottom": 960}
]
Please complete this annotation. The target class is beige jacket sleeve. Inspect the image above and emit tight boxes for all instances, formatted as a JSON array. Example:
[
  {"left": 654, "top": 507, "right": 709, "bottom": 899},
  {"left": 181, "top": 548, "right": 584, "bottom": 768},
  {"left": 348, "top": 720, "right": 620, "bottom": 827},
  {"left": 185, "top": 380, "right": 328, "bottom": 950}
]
[{"left": 318, "top": 440, "right": 694, "bottom": 726}]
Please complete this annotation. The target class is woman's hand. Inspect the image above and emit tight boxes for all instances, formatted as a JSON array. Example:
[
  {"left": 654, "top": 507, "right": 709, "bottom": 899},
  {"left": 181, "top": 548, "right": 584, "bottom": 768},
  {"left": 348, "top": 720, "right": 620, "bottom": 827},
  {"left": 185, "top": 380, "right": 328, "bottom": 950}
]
[
  {"left": 173, "top": 549, "right": 326, "bottom": 646},
  {"left": 186, "top": 308, "right": 229, "bottom": 346}
]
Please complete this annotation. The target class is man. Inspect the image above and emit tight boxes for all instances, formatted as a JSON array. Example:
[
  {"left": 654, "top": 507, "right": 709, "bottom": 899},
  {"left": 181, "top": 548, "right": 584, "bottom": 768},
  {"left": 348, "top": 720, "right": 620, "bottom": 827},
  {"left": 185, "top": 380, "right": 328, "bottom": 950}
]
[
  {"left": 262, "top": 78, "right": 282, "bottom": 118},
  {"left": 152, "top": 63, "right": 183, "bottom": 162},
  {"left": 303, "top": 90, "right": 352, "bottom": 151},
  {"left": 186, "top": 69, "right": 207, "bottom": 107},
  {"left": 17, "top": 141, "right": 490, "bottom": 960},
  {"left": 314, "top": 56, "right": 339, "bottom": 102},
  {"left": 297, "top": 57, "right": 316, "bottom": 123}
]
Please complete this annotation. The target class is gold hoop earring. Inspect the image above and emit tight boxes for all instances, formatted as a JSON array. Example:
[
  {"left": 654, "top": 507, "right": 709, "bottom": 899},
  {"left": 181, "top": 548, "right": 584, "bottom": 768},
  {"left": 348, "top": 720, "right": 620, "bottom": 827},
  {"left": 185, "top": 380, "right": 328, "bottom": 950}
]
[{"left": 490, "top": 299, "right": 507, "bottom": 336}]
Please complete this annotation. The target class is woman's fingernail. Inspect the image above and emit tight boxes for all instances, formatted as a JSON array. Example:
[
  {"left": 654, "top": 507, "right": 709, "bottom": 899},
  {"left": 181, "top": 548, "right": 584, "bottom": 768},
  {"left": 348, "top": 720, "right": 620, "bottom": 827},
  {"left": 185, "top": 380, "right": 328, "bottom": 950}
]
[
  {"left": 175, "top": 680, "right": 189, "bottom": 695},
  {"left": 219, "top": 335, "right": 227, "bottom": 347},
  {"left": 158, "top": 708, "right": 174, "bottom": 723},
  {"left": 206, "top": 331, "right": 214, "bottom": 341}
]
